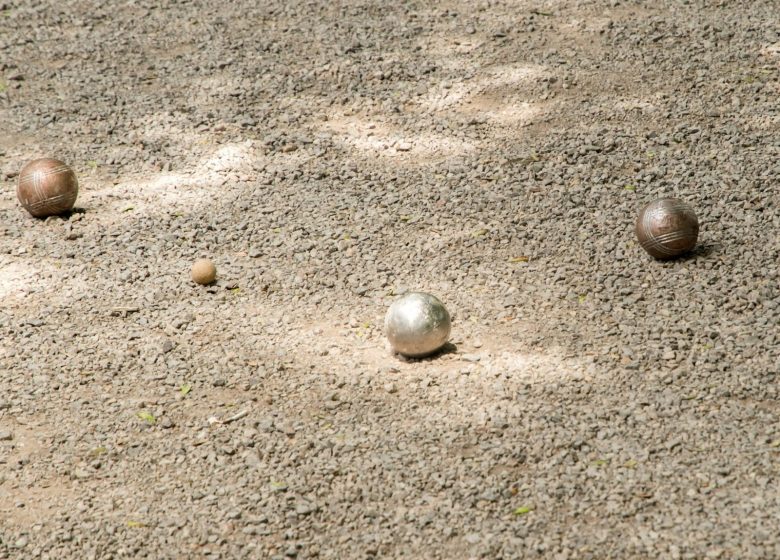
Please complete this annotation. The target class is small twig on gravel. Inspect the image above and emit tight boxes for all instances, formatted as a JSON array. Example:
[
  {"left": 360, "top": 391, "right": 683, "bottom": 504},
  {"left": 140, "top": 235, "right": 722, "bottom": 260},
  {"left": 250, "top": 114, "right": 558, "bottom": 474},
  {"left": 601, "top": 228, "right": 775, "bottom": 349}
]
[
  {"left": 208, "top": 410, "right": 249, "bottom": 426},
  {"left": 222, "top": 410, "right": 249, "bottom": 424},
  {"left": 223, "top": 409, "right": 249, "bottom": 423}
]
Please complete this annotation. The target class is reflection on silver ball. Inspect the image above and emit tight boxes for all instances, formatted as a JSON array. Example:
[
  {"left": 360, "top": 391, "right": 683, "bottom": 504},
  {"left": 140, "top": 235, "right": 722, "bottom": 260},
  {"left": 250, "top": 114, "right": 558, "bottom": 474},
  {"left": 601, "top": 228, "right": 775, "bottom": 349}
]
[{"left": 385, "top": 292, "right": 451, "bottom": 358}]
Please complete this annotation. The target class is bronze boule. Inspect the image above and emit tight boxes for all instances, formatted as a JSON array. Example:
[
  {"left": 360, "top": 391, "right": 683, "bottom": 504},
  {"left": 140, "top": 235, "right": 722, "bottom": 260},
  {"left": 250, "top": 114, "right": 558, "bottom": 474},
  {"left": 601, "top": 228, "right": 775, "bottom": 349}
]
[
  {"left": 635, "top": 198, "right": 699, "bottom": 259},
  {"left": 17, "top": 158, "right": 79, "bottom": 218}
]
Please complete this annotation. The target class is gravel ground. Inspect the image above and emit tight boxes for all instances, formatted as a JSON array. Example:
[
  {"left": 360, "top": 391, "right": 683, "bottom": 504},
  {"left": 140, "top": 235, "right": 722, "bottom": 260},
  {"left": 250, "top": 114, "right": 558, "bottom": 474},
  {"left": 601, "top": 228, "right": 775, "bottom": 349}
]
[{"left": 1, "top": 0, "right": 779, "bottom": 558}]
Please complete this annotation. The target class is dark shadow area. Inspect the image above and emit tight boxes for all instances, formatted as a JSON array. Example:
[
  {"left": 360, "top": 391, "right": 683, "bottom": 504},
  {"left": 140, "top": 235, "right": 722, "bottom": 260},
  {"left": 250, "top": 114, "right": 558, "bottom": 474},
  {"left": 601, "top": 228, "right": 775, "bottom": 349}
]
[
  {"left": 394, "top": 341, "right": 459, "bottom": 363},
  {"left": 686, "top": 241, "right": 720, "bottom": 260}
]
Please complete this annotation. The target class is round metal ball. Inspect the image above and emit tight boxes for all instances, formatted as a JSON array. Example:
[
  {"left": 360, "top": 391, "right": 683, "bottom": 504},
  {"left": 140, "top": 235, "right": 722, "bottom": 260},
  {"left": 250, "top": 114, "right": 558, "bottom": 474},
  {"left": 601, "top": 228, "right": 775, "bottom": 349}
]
[
  {"left": 384, "top": 292, "right": 451, "bottom": 358},
  {"left": 17, "top": 158, "right": 79, "bottom": 218},
  {"left": 635, "top": 198, "right": 699, "bottom": 260}
]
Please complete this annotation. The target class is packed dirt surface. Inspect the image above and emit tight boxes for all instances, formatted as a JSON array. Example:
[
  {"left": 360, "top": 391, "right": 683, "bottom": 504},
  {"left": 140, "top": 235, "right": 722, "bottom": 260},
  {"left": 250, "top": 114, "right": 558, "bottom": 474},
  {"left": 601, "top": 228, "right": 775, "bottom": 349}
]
[{"left": 1, "top": 0, "right": 779, "bottom": 558}]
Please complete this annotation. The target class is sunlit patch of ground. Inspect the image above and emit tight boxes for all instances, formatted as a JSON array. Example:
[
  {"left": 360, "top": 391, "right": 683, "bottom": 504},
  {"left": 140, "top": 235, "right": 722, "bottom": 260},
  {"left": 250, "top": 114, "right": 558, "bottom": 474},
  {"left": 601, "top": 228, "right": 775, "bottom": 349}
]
[
  {"left": 478, "top": 348, "right": 592, "bottom": 384},
  {"left": 745, "top": 114, "right": 780, "bottom": 131},
  {"left": 558, "top": 16, "right": 614, "bottom": 35},
  {"left": 762, "top": 42, "right": 780, "bottom": 57},
  {"left": 0, "top": 422, "right": 74, "bottom": 526},
  {"left": 421, "top": 65, "right": 548, "bottom": 111},
  {"left": 420, "top": 33, "right": 486, "bottom": 64},
  {"left": 0, "top": 258, "right": 53, "bottom": 304},
  {"left": 421, "top": 64, "right": 549, "bottom": 106},
  {"left": 82, "top": 139, "right": 264, "bottom": 217},
  {"left": 276, "top": 317, "right": 593, "bottom": 431},
  {"left": 323, "top": 116, "right": 476, "bottom": 161},
  {"left": 419, "top": 63, "right": 547, "bottom": 127},
  {"left": 321, "top": 63, "right": 547, "bottom": 161},
  {"left": 608, "top": 97, "right": 659, "bottom": 114}
]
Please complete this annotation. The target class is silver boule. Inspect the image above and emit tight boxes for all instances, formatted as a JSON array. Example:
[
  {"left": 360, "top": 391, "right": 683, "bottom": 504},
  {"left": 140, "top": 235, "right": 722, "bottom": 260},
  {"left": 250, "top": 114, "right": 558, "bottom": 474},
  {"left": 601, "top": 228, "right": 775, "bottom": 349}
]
[{"left": 384, "top": 292, "right": 451, "bottom": 358}]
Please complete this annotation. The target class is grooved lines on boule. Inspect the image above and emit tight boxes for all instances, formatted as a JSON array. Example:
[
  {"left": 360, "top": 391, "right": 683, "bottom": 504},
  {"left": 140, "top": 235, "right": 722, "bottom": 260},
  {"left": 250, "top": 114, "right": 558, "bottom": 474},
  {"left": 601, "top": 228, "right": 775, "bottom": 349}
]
[
  {"left": 24, "top": 192, "right": 78, "bottom": 211},
  {"left": 17, "top": 165, "right": 73, "bottom": 184},
  {"left": 639, "top": 229, "right": 698, "bottom": 254},
  {"left": 636, "top": 198, "right": 699, "bottom": 258},
  {"left": 17, "top": 159, "right": 79, "bottom": 217}
]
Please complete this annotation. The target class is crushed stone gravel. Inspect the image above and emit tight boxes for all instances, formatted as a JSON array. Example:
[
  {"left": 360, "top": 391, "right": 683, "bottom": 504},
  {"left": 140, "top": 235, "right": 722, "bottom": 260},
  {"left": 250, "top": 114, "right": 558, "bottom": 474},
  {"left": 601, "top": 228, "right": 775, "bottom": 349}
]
[{"left": 1, "top": 0, "right": 779, "bottom": 558}]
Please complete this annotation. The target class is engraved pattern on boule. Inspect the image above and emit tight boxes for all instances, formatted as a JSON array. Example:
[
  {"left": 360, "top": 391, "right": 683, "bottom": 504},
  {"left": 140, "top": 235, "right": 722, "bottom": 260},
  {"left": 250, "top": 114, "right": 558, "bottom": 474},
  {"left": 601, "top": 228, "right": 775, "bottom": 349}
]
[
  {"left": 384, "top": 292, "right": 451, "bottom": 358},
  {"left": 635, "top": 198, "right": 699, "bottom": 259},
  {"left": 17, "top": 158, "right": 79, "bottom": 218}
]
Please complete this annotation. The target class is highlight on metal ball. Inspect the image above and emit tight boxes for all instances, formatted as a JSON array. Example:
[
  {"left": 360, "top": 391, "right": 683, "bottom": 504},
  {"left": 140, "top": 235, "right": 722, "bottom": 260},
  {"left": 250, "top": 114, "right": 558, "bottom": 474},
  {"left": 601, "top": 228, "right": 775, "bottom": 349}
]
[
  {"left": 384, "top": 292, "right": 451, "bottom": 358},
  {"left": 17, "top": 158, "right": 79, "bottom": 218},
  {"left": 635, "top": 197, "right": 699, "bottom": 260}
]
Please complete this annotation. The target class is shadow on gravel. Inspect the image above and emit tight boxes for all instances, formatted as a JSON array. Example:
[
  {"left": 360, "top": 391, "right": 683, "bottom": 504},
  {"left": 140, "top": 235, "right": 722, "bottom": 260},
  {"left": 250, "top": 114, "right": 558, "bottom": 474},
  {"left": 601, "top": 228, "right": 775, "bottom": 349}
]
[
  {"left": 683, "top": 242, "right": 719, "bottom": 261},
  {"left": 393, "top": 341, "right": 459, "bottom": 363}
]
